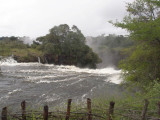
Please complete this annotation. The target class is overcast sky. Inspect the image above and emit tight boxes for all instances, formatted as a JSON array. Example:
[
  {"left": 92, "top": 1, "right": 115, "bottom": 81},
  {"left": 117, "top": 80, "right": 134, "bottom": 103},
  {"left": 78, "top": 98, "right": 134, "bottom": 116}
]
[{"left": 0, "top": 0, "right": 134, "bottom": 38}]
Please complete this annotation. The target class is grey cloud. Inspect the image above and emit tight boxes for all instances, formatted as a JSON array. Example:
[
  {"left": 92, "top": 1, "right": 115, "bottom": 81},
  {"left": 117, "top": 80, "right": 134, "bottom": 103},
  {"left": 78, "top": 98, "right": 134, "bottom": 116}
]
[{"left": 0, "top": 0, "right": 134, "bottom": 38}]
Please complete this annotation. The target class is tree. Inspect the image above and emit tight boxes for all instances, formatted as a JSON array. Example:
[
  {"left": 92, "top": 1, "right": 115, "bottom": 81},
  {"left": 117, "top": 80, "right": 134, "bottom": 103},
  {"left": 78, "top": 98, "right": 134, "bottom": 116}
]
[
  {"left": 110, "top": 0, "right": 160, "bottom": 88},
  {"left": 35, "top": 24, "right": 101, "bottom": 68}
]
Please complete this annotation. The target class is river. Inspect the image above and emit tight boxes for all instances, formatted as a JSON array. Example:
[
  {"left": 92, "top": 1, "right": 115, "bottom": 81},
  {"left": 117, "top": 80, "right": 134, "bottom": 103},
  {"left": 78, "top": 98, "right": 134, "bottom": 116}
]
[{"left": 0, "top": 57, "right": 122, "bottom": 109}]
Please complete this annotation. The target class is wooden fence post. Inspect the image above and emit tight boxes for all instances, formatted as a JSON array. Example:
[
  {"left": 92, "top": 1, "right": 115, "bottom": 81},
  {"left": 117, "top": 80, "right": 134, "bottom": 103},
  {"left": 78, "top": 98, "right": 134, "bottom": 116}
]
[
  {"left": 87, "top": 98, "right": 92, "bottom": 120},
  {"left": 21, "top": 100, "right": 26, "bottom": 120},
  {"left": 141, "top": 99, "right": 149, "bottom": 120},
  {"left": 1, "top": 107, "right": 7, "bottom": 120},
  {"left": 108, "top": 101, "right": 115, "bottom": 120},
  {"left": 65, "top": 99, "right": 72, "bottom": 120},
  {"left": 43, "top": 105, "right": 48, "bottom": 120}
]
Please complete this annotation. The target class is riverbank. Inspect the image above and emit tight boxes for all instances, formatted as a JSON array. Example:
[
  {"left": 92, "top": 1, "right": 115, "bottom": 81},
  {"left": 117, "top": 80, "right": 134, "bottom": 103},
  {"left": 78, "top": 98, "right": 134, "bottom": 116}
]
[{"left": 1, "top": 93, "right": 160, "bottom": 120}]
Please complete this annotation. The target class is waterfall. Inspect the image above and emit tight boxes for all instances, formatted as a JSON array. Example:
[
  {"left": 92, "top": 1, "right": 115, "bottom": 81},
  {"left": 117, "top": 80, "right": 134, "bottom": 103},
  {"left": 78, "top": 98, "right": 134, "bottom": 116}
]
[{"left": 38, "top": 57, "right": 41, "bottom": 63}]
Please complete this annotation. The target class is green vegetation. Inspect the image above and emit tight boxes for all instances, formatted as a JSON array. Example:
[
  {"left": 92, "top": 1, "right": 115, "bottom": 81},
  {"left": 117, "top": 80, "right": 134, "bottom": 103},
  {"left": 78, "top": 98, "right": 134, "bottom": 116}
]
[
  {"left": 32, "top": 24, "right": 101, "bottom": 68},
  {"left": 0, "top": 25, "right": 101, "bottom": 68},
  {"left": 0, "top": 36, "right": 43, "bottom": 62},
  {"left": 110, "top": 0, "right": 160, "bottom": 89}
]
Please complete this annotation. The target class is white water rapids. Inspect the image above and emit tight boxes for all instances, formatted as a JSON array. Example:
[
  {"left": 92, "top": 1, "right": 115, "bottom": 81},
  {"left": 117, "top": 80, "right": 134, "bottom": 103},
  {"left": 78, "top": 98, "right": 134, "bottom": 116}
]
[{"left": 0, "top": 57, "right": 122, "bottom": 109}]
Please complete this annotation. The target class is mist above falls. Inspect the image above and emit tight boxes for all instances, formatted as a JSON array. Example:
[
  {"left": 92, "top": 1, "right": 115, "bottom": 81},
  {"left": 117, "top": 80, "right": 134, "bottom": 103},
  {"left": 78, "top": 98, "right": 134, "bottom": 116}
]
[{"left": 86, "top": 34, "right": 133, "bottom": 68}]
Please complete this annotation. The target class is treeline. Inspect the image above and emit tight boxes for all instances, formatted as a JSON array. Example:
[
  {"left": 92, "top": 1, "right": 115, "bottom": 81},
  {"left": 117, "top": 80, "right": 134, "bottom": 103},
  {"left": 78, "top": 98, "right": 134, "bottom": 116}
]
[
  {"left": 86, "top": 34, "right": 133, "bottom": 68},
  {"left": 0, "top": 28, "right": 135, "bottom": 69},
  {"left": 0, "top": 24, "right": 101, "bottom": 68}
]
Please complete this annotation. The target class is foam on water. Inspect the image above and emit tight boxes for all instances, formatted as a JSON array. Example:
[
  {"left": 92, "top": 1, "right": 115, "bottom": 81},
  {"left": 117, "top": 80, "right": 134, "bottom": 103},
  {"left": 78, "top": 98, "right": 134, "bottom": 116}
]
[
  {"left": 106, "top": 74, "right": 122, "bottom": 84},
  {"left": 8, "top": 89, "right": 22, "bottom": 95},
  {"left": 26, "top": 75, "right": 82, "bottom": 84},
  {"left": 0, "top": 57, "right": 17, "bottom": 65},
  {"left": 56, "top": 65, "right": 121, "bottom": 75},
  {"left": 0, "top": 57, "right": 124, "bottom": 108},
  {"left": 0, "top": 57, "right": 122, "bottom": 84},
  {"left": 0, "top": 57, "right": 42, "bottom": 66}
]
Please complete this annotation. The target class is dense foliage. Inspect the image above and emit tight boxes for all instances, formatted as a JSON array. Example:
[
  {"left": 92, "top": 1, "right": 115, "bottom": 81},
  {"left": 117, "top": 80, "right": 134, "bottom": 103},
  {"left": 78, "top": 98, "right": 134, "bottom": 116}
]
[
  {"left": 32, "top": 24, "right": 101, "bottom": 68},
  {"left": 111, "top": 0, "right": 160, "bottom": 88},
  {"left": 86, "top": 34, "right": 133, "bottom": 67},
  {"left": 0, "top": 24, "right": 101, "bottom": 68}
]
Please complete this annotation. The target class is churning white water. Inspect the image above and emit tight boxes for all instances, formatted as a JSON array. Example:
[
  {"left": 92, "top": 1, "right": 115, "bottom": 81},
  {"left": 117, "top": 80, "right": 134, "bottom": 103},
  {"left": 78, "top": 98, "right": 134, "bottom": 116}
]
[
  {"left": 0, "top": 57, "right": 122, "bottom": 108},
  {"left": 0, "top": 56, "right": 17, "bottom": 65}
]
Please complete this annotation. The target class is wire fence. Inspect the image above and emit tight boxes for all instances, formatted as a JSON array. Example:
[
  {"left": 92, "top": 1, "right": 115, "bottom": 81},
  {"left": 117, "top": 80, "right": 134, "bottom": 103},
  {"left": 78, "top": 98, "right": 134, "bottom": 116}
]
[{"left": 1, "top": 98, "right": 160, "bottom": 120}]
